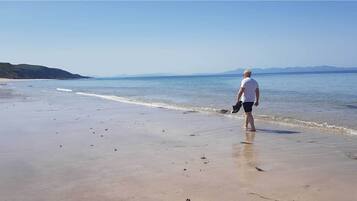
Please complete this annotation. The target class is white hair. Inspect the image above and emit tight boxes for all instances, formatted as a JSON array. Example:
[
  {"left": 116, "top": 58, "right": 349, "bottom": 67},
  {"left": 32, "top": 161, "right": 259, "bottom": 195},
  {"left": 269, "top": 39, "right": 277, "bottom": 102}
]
[{"left": 243, "top": 69, "right": 252, "bottom": 77}]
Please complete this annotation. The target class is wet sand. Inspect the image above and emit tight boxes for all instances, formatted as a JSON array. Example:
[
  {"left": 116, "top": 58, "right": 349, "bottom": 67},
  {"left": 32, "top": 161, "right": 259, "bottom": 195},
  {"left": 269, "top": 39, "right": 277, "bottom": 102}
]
[{"left": 0, "top": 83, "right": 357, "bottom": 201}]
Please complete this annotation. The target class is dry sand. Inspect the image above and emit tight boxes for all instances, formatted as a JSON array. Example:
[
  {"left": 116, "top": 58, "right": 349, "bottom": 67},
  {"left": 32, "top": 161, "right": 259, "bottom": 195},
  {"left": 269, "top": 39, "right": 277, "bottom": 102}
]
[{"left": 0, "top": 83, "right": 357, "bottom": 201}]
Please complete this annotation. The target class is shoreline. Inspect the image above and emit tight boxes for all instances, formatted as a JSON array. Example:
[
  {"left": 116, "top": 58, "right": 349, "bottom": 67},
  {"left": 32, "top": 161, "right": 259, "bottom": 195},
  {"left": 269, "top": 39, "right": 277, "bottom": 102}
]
[
  {"left": 0, "top": 84, "right": 357, "bottom": 201},
  {"left": 4, "top": 78, "right": 357, "bottom": 136},
  {"left": 75, "top": 90, "right": 357, "bottom": 136},
  {"left": 0, "top": 78, "right": 11, "bottom": 82},
  {"left": 0, "top": 78, "right": 52, "bottom": 82}
]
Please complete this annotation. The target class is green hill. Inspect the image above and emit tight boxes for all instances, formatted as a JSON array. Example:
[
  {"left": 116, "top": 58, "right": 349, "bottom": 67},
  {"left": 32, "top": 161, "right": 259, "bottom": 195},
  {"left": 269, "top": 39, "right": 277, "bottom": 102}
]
[{"left": 0, "top": 62, "right": 88, "bottom": 79}]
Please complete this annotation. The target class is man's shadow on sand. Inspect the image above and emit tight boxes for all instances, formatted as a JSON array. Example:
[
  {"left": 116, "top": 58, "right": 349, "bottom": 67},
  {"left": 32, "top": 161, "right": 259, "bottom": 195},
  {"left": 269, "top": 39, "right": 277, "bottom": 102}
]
[{"left": 256, "top": 128, "right": 300, "bottom": 135}]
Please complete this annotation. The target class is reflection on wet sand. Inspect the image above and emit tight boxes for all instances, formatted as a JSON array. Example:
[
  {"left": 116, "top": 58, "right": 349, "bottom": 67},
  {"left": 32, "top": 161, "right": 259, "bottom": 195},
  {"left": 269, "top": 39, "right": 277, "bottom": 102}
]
[{"left": 232, "top": 131, "right": 258, "bottom": 185}]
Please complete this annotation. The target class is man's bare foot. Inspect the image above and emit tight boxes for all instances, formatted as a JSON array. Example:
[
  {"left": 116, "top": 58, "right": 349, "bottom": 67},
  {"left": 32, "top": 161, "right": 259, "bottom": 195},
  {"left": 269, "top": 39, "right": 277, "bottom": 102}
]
[{"left": 249, "top": 128, "right": 256, "bottom": 132}]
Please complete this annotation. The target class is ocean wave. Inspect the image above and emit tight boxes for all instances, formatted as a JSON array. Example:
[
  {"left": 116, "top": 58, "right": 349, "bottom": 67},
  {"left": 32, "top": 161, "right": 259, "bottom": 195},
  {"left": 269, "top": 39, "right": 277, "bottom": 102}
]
[
  {"left": 76, "top": 92, "right": 193, "bottom": 110},
  {"left": 56, "top": 88, "right": 73, "bottom": 92},
  {"left": 256, "top": 115, "right": 357, "bottom": 136},
  {"left": 74, "top": 91, "right": 357, "bottom": 136}
]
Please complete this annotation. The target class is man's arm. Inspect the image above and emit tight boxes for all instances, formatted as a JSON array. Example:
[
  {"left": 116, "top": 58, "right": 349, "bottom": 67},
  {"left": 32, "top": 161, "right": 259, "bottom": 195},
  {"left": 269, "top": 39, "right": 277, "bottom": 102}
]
[
  {"left": 237, "top": 87, "right": 244, "bottom": 102},
  {"left": 255, "top": 88, "right": 260, "bottom": 106}
]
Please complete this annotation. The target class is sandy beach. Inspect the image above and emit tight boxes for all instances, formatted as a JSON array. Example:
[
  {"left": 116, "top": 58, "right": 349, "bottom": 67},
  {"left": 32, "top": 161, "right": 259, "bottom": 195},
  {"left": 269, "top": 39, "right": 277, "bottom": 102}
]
[{"left": 1, "top": 82, "right": 357, "bottom": 201}]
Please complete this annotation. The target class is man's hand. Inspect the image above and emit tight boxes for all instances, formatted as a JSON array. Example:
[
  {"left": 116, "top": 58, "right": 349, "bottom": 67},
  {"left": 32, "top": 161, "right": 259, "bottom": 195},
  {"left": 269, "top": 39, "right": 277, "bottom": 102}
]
[
  {"left": 255, "top": 88, "right": 260, "bottom": 107},
  {"left": 237, "top": 87, "right": 244, "bottom": 102}
]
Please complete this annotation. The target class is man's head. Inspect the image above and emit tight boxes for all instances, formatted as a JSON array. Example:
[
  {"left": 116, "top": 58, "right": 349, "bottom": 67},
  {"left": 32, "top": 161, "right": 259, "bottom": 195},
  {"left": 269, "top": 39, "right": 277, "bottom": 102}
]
[{"left": 243, "top": 69, "right": 252, "bottom": 78}]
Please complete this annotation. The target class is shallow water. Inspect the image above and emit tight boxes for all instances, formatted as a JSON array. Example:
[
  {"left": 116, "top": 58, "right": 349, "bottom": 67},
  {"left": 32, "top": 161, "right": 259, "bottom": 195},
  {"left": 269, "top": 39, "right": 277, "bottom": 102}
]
[{"left": 9, "top": 72, "right": 357, "bottom": 133}]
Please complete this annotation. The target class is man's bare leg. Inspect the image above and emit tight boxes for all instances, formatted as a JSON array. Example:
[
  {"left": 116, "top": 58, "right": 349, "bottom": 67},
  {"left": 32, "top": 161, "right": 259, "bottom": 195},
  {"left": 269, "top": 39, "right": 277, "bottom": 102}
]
[
  {"left": 244, "top": 113, "right": 249, "bottom": 130},
  {"left": 246, "top": 112, "right": 256, "bottom": 131}
]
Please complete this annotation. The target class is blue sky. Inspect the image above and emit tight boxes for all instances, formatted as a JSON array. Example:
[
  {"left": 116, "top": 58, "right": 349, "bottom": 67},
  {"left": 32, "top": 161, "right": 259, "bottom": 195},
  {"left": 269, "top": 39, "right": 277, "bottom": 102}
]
[{"left": 1, "top": 1, "right": 357, "bottom": 76}]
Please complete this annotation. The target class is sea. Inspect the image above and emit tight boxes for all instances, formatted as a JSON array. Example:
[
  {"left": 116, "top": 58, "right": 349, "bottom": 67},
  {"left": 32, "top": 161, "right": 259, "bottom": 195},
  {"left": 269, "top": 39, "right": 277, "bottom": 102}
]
[{"left": 9, "top": 72, "right": 357, "bottom": 135}]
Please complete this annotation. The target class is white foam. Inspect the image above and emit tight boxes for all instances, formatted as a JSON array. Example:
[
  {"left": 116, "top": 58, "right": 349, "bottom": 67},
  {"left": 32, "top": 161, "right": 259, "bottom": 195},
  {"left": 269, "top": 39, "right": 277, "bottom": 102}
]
[
  {"left": 76, "top": 92, "right": 192, "bottom": 111},
  {"left": 56, "top": 88, "right": 73, "bottom": 92},
  {"left": 257, "top": 114, "right": 357, "bottom": 136}
]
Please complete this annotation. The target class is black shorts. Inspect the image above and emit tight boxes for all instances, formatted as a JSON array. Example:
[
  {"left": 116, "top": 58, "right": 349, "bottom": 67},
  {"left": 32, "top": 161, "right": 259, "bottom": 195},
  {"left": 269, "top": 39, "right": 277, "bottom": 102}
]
[{"left": 243, "top": 102, "right": 254, "bottom": 113}]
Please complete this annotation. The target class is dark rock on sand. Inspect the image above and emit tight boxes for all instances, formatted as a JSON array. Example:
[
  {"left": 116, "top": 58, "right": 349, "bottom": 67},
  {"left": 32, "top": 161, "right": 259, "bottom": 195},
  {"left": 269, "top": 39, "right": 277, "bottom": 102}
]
[
  {"left": 307, "top": 140, "right": 317, "bottom": 143},
  {"left": 114, "top": 148, "right": 118, "bottom": 152},
  {"left": 200, "top": 156, "right": 207, "bottom": 160},
  {"left": 183, "top": 111, "right": 197, "bottom": 114},
  {"left": 219, "top": 109, "right": 229, "bottom": 114},
  {"left": 255, "top": 166, "right": 265, "bottom": 172}
]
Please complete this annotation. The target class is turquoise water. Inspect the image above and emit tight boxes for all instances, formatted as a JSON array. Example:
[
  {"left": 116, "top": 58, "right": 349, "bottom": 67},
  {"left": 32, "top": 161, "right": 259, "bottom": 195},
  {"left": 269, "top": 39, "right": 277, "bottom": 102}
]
[{"left": 11, "top": 72, "right": 357, "bottom": 133}]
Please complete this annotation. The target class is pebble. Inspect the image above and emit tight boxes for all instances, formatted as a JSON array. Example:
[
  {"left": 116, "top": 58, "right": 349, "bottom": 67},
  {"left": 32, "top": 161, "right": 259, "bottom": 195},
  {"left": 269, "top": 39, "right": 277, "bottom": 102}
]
[
  {"left": 255, "top": 166, "right": 265, "bottom": 172},
  {"left": 219, "top": 109, "right": 229, "bottom": 114}
]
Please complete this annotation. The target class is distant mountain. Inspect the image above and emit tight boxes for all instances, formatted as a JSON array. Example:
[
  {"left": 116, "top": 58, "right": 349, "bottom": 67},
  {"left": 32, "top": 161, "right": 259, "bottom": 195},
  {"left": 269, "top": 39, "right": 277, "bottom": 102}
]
[
  {"left": 221, "top": 66, "right": 357, "bottom": 75},
  {"left": 0, "top": 62, "right": 89, "bottom": 79}
]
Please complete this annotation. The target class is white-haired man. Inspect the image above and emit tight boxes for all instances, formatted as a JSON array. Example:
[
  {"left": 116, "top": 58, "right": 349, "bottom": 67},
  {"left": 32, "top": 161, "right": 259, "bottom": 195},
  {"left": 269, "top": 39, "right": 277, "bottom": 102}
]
[{"left": 235, "top": 69, "right": 260, "bottom": 131}]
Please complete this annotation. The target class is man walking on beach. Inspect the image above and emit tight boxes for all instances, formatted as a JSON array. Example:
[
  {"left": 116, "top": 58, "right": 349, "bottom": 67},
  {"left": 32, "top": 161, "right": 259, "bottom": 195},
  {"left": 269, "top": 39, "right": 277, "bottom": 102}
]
[{"left": 236, "top": 69, "right": 260, "bottom": 131}]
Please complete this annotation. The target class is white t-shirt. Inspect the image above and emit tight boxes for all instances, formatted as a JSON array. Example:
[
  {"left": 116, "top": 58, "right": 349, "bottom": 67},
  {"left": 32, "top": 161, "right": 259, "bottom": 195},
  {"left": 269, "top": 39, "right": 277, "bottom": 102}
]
[{"left": 240, "top": 77, "right": 259, "bottom": 102}]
